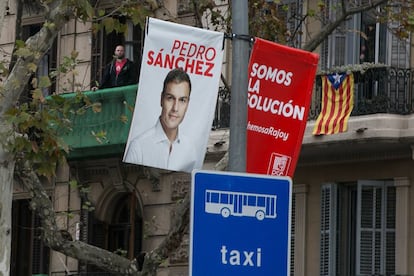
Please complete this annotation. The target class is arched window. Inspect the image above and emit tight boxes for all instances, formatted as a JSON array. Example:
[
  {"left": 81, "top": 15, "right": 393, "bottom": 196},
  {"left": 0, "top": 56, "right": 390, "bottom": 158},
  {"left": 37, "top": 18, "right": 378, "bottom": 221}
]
[{"left": 82, "top": 192, "right": 143, "bottom": 272}]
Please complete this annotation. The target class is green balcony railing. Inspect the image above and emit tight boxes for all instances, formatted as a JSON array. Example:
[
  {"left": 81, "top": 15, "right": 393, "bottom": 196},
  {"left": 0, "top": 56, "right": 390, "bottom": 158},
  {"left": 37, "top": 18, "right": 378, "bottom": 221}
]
[{"left": 59, "top": 84, "right": 137, "bottom": 160}]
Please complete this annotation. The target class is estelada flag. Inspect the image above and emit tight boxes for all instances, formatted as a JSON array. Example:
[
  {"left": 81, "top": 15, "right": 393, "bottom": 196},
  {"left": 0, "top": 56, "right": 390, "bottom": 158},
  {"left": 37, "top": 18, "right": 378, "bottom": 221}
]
[
  {"left": 312, "top": 73, "right": 354, "bottom": 135},
  {"left": 246, "top": 38, "right": 319, "bottom": 177}
]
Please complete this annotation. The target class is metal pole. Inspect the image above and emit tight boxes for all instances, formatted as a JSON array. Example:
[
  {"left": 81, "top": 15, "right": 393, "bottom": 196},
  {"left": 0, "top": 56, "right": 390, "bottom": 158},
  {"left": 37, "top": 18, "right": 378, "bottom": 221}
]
[{"left": 228, "top": 0, "right": 249, "bottom": 172}]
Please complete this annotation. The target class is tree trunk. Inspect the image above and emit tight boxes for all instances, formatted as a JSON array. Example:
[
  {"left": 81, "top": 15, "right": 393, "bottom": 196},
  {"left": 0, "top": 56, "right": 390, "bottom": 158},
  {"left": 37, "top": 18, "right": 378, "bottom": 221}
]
[
  {"left": 0, "top": 0, "right": 8, "bottom": 41},
  {"left": 0, "top": 1, "right": 74, "bottom": 274},
  {"left": 0, "top": 143, "right": 15, "bottom": 276}
]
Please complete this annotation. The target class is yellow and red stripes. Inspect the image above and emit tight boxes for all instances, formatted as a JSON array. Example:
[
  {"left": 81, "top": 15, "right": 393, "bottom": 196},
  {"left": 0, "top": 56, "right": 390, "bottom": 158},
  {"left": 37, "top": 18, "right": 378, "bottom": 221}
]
[{"left": 313, "top": 73, "right": 354, "bottom": 135}]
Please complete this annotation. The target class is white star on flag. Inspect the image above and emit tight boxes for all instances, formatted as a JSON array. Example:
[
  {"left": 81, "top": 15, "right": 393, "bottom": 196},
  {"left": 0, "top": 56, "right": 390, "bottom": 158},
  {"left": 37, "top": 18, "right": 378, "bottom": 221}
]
[{"left": 333, "top": 73, "right": 342, "bottom": 85}]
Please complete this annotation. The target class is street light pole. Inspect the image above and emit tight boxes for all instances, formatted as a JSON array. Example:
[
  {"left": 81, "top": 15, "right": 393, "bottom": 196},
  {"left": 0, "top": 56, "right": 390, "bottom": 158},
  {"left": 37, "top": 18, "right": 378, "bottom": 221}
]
[{"left": 228, "top": 0, "right": 249, "bottom": 172}]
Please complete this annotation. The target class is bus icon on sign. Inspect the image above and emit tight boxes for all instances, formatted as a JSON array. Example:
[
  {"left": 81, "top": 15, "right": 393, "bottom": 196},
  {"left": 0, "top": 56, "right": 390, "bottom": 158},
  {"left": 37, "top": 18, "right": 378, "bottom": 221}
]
[{"left": 205, "top": 190, "right": 277, "bottom": 221}]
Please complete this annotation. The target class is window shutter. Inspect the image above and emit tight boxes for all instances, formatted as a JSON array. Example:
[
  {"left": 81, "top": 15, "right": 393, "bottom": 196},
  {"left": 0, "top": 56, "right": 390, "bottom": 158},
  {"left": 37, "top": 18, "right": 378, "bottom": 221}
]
[
  {"left": 385, "top": 185, "right": 396, "bottom": 274},
  {"left": 332, "top": 34, "right": 346, "bottom": 66},
  {"left": 290, "top": 192, "right": 296, "bottom": 275},
  {"left": 356, "top": 180, "right": 395, "bottom": 275},
  {"left": 387, "top": 5, "right": 410, "bottom": 68},
  {"left": 320, "top": 183, "right": 338, "bottom": 276},
  {"left": 323, "top": 0, "right": 349, "bottom": 68},
  {"left": 357, "top": 185, "right": 376, "bottom": 274},
  {"left": 389, "top": 32, "right": 409, "bottom": 67}
]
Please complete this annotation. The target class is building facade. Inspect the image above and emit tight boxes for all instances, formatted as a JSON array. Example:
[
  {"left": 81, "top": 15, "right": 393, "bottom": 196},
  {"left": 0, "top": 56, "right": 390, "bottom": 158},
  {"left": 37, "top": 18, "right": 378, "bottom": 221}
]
[{"left": 2, "top": 0, "right": 414, "bottom": 275}]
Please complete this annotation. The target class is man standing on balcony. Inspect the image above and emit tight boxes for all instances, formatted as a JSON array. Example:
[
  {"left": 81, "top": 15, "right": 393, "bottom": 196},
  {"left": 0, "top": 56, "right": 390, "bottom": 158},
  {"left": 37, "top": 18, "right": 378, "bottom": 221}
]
[
  {"left": 123, "top": 68, "right": 197, "bottom": 172},
  {"left": 99, "top": 45, "right": 138, "bottom": 89}
]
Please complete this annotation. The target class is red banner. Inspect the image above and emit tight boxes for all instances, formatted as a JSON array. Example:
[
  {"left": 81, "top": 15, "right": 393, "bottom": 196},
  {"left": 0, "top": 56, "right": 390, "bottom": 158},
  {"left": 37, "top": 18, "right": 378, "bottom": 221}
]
[{"left": 246, "top": 38, "right": 319, "bottom": 177}]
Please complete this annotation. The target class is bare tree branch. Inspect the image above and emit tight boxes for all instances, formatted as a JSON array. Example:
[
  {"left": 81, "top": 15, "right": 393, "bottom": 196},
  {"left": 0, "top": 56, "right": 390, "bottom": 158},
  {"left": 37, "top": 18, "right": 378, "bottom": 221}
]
[
  {"left": 16, "top": 162, "right": 141, "bottom": 274},
  {"left": 303, "top": 0, "right": 389, "bottom": 52}
]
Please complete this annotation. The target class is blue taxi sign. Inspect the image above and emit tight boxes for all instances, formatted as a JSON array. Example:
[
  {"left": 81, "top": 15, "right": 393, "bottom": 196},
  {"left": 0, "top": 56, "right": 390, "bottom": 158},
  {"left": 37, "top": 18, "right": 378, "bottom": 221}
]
[{"left": 190, "top": 170, "right": 292, "bottom": 276}]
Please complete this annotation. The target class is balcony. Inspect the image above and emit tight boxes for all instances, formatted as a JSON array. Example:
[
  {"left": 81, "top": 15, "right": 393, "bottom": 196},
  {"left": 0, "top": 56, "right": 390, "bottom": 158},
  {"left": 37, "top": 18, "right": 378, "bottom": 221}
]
[
  {"left": 214, "top": 67, "right": 414, "bottom": 130},
  {"left": 60, "top": 84, "right": 137, "bottom": 160},
  {"left": 309, "top": 66, "right": 414, "bottom": 119},
  {"left": 60, "top": 67, "right": 414, "bottom": 163},
  {"left": 301, "top": 66, "right": 414, "bottom": 166},
  {"left": 60, "top": 83, "right": 234, "bottom": 160}
]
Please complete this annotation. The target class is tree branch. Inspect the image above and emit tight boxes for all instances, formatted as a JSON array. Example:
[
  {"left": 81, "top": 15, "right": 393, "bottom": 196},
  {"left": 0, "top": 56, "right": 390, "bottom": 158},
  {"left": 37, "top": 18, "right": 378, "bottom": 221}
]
[
  {"left": 0, "top": 0, "right": 73, "bottom": 117},
  {"left": 140, "top": 193, "right": 190, "bottom": 275},
  {"left": 16, "top": 162, "right": 141, "bottom": 274},
  {"left": 303, "top": 0, "right": 389, "bottom": 52}
]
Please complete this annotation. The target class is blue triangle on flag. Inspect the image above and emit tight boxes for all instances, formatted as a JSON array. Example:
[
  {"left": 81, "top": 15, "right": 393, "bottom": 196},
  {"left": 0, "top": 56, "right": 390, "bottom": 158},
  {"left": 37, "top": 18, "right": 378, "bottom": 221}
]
[{"left": 327, "top": 73, "right": 346, "bottom": 90}]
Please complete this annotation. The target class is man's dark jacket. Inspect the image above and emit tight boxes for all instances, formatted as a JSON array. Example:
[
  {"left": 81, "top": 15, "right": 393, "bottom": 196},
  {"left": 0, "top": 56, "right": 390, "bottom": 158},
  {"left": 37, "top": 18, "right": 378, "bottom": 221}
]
[{"left": 99, "top": 59, "right": 138, "bottom": 89}]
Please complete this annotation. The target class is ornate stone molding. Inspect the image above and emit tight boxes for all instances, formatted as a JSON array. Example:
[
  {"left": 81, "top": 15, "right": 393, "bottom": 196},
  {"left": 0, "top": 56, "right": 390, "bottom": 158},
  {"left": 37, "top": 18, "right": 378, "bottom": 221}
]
[
  {"left": 171, "top": 174, "right": 191, "bottom": 200},
  {"left": 70, "top": 158, "right": 133, "bottom": 191}
]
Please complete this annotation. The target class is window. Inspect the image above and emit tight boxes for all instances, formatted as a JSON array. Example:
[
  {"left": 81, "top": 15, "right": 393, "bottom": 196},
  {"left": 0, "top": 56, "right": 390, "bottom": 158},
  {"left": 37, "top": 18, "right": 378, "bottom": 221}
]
[
  {"left": 320, "top": 0, "right": 349, "bottom": 69},
  {"left": 277, "top": 0, "right": 303, "bottom": 48},
  {"left": 221, "top": 193, "right": 229, "bottom": 204},
  {"left": 19, "top": 24, "right": 57, "bottom": 101},
  {"left": 321, "top": 1, "right": 400, "bottom": 69},
  {"left": 359, "top": 9, "right": 387, "bottom": 64},
  {"left": 320, "top": 180, "right": 395, "bottom": 275},
  {"left": 91, "top": 18, "right": 142, "bottom": 88},
  {"left": 11, "top": 199, "right": 49, "bottom": 275},
  {"left": 82, "top": 193, "right": 143, "bottom": 273},
  {"left": 248, "top": 195, "right": 256, "bottom": 206},
  {"left": 257, "top": 196, "right": 265, "bottom": 207}
]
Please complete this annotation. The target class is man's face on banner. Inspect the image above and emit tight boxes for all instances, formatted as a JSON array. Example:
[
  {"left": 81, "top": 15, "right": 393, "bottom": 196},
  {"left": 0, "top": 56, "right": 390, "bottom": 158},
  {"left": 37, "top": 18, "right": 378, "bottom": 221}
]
[{"left": 160, "top": 81, "right": 190, "bottom": 135}]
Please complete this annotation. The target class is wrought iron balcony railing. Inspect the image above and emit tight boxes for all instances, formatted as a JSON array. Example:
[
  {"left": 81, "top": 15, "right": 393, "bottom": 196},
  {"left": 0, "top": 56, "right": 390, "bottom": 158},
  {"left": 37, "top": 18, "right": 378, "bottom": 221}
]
[
  {"left": 213, "top": 67, "right": 414, "bottom": 130},
  {"left": 308, "top": 66, "right": 414, "bottom": 120}
]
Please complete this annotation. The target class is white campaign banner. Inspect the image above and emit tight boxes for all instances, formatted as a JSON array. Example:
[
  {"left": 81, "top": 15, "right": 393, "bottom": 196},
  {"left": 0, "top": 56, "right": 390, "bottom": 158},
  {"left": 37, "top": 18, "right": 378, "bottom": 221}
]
[{"left": 123, "top": 17, "right": 224, "bottom": 173}]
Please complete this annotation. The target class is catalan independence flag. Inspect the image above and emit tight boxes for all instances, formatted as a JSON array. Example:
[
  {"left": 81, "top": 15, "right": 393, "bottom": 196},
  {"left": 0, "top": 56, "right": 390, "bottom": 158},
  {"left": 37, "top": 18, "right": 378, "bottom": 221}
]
[{"left": 312, "top": 73, "right": 354, "bottom": 135}]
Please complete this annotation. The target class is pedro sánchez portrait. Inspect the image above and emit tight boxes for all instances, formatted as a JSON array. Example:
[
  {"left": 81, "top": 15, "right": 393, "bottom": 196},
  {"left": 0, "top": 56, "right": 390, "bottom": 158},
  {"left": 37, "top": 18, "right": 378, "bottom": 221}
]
[
  {"left": 123, "top": 68, "right": 198, "bottom": 172},
  {"left": 122, "top": 17, "right": 225, "bottom": 173}
]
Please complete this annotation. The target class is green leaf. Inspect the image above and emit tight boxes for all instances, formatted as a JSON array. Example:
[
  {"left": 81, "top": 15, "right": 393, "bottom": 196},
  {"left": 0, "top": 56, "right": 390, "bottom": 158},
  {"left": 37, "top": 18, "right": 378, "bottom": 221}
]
[
  {"left": 27, "top": 63, "right": 38, "bottom": 73},
  {"left": 91, "top": 130, "right": 107, "bottom": 144},
  {"left": 38, "top": 76, "right": 52, "bottom": 88},
  {"left": 15, "top": 40, "right": 25, "bottom": 48},
  {"left": 44, "top": 21, "right": 56, "bottom": 30},
  {"left": 15, "top": 47, "right": 32, "bottom": 58},
  {"left": 69, "top": 179, "right": 78, "bottom": 188},
  {"left": 102, "top": 18, "right": 115, "bottom": 33},
  {"left": 32, "top": 89, "right": 45, "bottom": 103}
]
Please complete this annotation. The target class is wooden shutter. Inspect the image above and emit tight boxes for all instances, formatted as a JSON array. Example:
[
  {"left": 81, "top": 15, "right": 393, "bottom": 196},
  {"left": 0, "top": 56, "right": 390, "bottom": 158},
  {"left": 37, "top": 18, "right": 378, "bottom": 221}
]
[
  {"left": 290, "top": 192, "right": 296, "bottom": 275},
  {"left": 320, "top": 183, "right": 338, "bottom": 276},
  {"left": 356, "top": 180, "right": 395, "bottom": 275}
]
